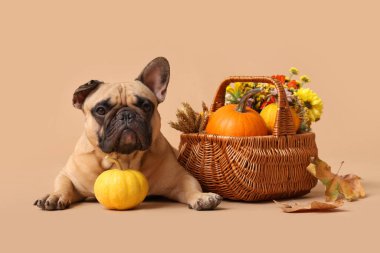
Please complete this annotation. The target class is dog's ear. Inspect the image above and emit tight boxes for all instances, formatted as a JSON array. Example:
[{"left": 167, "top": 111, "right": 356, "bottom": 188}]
[
  {"left": 136, "top": 57, "right": 170, "bottom": 103},
  {"left": 73, "top": 80, "right": 103, "bottom": 109}
]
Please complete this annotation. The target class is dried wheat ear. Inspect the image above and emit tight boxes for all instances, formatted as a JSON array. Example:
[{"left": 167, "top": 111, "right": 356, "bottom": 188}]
[{"left": 169, "top": 102, "right": 210, "bottom": 134}]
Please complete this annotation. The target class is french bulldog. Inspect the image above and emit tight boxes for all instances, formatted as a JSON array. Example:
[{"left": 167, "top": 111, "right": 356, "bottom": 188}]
[{"left": 34, "top": 57, "right": 222, "bottom": 211}]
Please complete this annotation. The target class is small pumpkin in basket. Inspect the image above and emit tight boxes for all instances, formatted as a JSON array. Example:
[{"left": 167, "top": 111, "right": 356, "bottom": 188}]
[
  {"left": 260, "top": 103, "right": 301, "bottom": 134},
  {"left": 205, "top": 88, "right": 268, "bottom": 137}
]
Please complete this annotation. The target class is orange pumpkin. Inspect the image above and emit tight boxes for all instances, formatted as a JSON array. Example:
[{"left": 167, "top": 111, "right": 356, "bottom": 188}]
[
  {"left": 205, "top": 89, "right": 268, "bottom": 137},
  {"left": 260, "top": 103, "right": 301, "bottom": 134}
]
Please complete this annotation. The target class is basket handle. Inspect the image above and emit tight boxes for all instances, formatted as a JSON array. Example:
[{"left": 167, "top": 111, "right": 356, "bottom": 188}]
[{"left": 210, "top": 76, "right": 296, "bottom": 137}]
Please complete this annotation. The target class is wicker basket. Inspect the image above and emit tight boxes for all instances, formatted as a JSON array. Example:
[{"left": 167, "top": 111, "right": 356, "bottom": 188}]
[{"left": 177, "top": 76, "right": 318, "bottom": 201}]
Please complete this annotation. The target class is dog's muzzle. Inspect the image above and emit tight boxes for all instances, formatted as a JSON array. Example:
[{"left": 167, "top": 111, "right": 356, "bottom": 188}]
[{"left": 99, "top": 107, "right": 152, "bottom": 154}]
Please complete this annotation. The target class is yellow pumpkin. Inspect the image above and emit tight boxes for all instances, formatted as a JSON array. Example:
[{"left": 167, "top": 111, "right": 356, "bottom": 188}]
[
  {"left": 260, "top": 103, "right": 301, "bottom": 134},
  {"left": 205, "top": 89, "right": 268, "bottom": 137},
  {"left": 94, "top": 156, "right": 149, "bottom": 210}
]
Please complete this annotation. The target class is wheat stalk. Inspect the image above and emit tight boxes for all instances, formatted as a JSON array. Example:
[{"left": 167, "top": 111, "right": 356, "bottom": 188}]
[{"left": 169, "top": 102, "right": 210, "bottom": 134}]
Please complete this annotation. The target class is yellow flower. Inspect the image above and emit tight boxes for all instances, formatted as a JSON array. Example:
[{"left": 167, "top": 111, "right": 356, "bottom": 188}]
[
  {"left": 245, "top": 82, "right": 254, "bottom": 88},
  {"left": 226, "top": 82, "right": 258, "bottom": 104},
  {"left": 295, "top": 88, "right": 323, "bottom": 122},
  {"left": 228, "top": 82, "right": 243, "bottom": 94},
  {"left": 289, "top": 67, "right": 299, "bottom": 75},
  {"left": 300, "top": 75, "right": 310, "bottom": 83}
]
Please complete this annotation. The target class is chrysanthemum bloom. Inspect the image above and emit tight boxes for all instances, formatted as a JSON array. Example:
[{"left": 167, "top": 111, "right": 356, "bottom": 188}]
[
  {"left": 226, "top": 82, "right": 262, "bottom": 104},
  {"left": 289, "top": 67, "right": 299, "bottom": 75},
  {"left": 226, "top": 82, "right": 245, "bottom": 103},
  {"left": 295, "top": 88, "right": 323, "bottom": 122},
  {"left": 300, "top": 75, "right": 310, "bottom": 83}
]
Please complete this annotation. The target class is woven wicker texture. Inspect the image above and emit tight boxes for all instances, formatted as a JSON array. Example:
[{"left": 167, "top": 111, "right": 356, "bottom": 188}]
[{"left": 178, "top": 76, "right": 318, "bottom": 201}]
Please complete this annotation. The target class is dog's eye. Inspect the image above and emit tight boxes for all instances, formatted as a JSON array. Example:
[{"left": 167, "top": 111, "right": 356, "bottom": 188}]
[
  {"left": 95, "top": 106, "right": 106, "bottom": 116},
  {"left": 142, "top": 102, "right": 152, "bottom": 112}
]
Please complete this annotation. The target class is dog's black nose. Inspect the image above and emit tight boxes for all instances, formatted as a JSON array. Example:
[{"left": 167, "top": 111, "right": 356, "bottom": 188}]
[
  {"left": 117, "top": 110, "right": 136, "bottom": 123},
  {"left": 126, "top": 112, "right": 135, "bottom": 123}
]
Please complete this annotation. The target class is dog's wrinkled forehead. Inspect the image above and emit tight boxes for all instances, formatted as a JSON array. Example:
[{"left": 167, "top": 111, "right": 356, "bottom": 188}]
[{"left": 83, "top": 80, "right": 157, "bottom": 111}]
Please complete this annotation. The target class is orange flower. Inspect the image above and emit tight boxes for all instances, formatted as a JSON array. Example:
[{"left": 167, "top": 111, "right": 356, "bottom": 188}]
[
  {"left": 260, "top": 96, "right": 276, "bottom": 110},
  {"left": 272, "top": 75, "right": 286, "bottom": 84},
  {"left": 287, "top": 80, "right": 299, "bottom": 89}
]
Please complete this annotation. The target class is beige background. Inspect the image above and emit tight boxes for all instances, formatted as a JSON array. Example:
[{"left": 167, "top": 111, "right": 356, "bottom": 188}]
[{"left": 1, "top": 0, "right": 379, "bottom": 252}]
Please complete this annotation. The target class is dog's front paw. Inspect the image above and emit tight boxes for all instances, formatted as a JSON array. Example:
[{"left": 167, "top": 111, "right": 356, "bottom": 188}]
[
  {"left": 34, "top": 193, "right": 70, "bottom": 211},
  {"left": 189, "top": 193, "right": 222, "bottom": 211}
]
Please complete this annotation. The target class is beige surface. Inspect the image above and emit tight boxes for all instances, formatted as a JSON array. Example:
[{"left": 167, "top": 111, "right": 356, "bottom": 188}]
[{"left": 1, "top": 0, "right": 379, "bottom": 252}]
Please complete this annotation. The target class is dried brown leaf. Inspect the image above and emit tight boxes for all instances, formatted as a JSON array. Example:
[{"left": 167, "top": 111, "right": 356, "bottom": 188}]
[
  {"left": 274, "top": 200, "right": 344, "bottom": 213},
  {"left": 307, "top": 158, "right": 366, "bottom": 202}
]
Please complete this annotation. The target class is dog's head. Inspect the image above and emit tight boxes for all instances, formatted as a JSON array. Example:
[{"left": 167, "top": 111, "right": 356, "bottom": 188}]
[{"left": 72, "top": 57, "right": 170, "bottom": 154}]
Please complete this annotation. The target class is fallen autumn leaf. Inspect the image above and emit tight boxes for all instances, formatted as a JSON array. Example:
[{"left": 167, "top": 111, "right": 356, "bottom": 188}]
[
  {"left": 274, "top": 200, "right": 344, "bottom": 213},
  {"left": 307, "top": 158, "right": 366, "bottom": 202}
]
